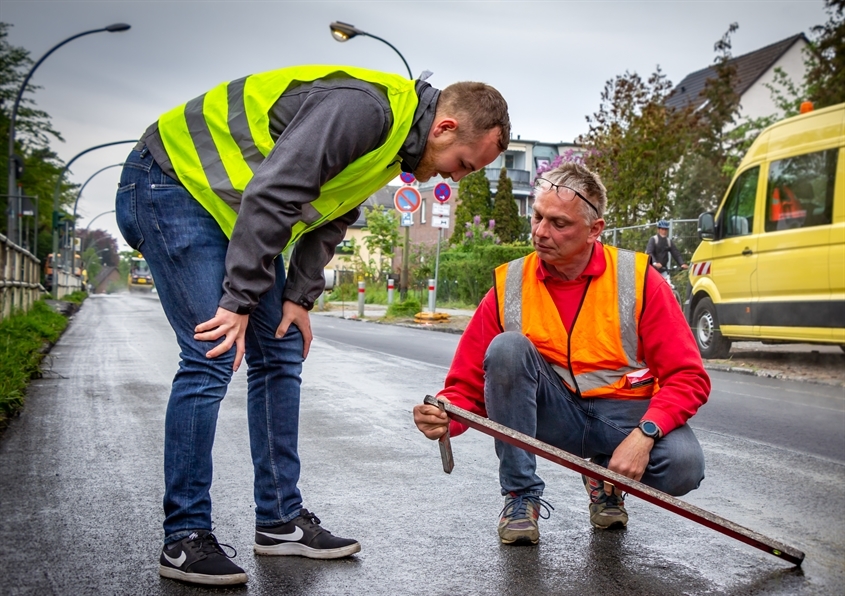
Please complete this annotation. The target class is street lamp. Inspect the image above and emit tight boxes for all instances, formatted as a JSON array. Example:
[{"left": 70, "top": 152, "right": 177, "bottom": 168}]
[
  {"left": 6, "top": 23, "right": 130, "bottom": 243},
  {"left": 84, "top": 209, "right": 116, "bottom": 234},
  {"left": 51, "top": 140, "right": 136, "bottom": 298},
  {"left": 70, "top": 163, "right": 123, "bottom": 278},
  {"left": 329, "top": 21, "right": 413, "bottom": 79},
  {"left": 329, "top": 20, "right": 414, "bottom": 299}
]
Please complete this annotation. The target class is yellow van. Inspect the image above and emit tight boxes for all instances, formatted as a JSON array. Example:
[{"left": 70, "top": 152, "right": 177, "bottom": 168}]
[{"left": 687, "top": 102, "right": 844, "bottom": 358}]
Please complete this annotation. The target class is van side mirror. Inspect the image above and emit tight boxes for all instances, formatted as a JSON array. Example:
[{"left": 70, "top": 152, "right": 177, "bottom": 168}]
[{"left": 698, "top": 212, "right": 715, "bottom": 240}]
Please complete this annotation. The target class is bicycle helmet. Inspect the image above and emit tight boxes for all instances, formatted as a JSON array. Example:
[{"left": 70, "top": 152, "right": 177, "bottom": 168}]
[{"left": 657, "top": 219, "right": 670, "bottom": 229}]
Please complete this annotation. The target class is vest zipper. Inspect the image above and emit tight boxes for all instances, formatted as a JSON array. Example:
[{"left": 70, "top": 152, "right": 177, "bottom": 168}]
[{"left": 567, "top": 277, "right": 592, "bottom": 398}]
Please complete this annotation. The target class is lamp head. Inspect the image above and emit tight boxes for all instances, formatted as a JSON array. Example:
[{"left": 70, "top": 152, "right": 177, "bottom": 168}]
[
  {"left": 330, "top": 21, "right": 362, "bottom": 42},
  {"left": 105, "top": 23, "right": 131, "bottom": 32}
]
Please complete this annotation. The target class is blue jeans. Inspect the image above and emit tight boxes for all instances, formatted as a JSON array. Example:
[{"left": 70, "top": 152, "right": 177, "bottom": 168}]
[
  {"left": 484, "top": 332, "right": 705, "bottom": 497},
  {"left": 116, "top": 147, "right": 305, "bottom": 544}
]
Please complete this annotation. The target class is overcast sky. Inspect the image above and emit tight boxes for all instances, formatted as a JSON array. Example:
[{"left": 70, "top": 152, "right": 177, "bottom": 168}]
[{"left": 2, "top": 0, "right": 829, "bottom": 250}]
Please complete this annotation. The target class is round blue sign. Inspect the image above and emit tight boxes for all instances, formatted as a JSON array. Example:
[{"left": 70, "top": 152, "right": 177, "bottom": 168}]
[
  {"left": 434, "top": 182, "right": 451, "bottom": 203},
  {"left": 400, "top": 172, "right": 416, "bottom": 184}
]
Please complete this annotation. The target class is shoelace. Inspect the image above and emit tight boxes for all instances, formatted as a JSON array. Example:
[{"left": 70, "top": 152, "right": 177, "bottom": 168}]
[
  {"left": 499, "top": 494, "right": 555, "bottom": 520},
  {"left": 187, "top": 531, "right": 238, "bottom": 559},
  {"left": 589, "top": 485, "right": 628, "bottom": 507},
  {"left": 300, "top": 508, "right": 333, "bottom": 535}
]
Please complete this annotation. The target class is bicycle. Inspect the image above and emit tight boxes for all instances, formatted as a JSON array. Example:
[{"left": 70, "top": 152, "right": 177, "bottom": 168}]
[{"left": 656, "top": 266, "right": 684, "bottom": 307}]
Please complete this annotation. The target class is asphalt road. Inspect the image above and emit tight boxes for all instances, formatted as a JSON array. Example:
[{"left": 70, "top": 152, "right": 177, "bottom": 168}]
[{"left": 0, "top": 293, "right": 843, "bottom": 595}]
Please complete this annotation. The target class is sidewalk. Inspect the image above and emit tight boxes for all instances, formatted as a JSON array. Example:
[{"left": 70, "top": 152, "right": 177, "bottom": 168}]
[{"left": 312, "top": 300, "right": 475, "bottom": 319}]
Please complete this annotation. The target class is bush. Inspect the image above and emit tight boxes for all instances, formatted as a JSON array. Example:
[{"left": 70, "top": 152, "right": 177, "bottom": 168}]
[
  {"left": 437, "top": 244, "right": 534, "bottom": 305},
  {"left": 63, "top": 290, "right": 88, "bottom": 304},
  {"left": 386, "top": 298, "right": 421, "bottom": 317},
  {"left": 0, "top": 300, "right": 70, "bottom": 428}
]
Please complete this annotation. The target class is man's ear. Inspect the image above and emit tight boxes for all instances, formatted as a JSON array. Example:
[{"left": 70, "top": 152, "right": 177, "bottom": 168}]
[
  {"left": 588, "top": 218, "right": 605, "bottom": 242},
  {"left": 431, "top": 116, "right": 458, "bottom": 138}
]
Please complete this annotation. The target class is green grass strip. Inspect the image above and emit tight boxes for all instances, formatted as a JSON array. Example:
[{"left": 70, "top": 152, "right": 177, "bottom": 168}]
[{"left": 0, "top": 299, "right": 70, "bottom": 427}]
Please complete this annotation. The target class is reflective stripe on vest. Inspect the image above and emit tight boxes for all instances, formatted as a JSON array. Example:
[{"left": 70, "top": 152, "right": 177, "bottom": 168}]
[
  {"left": 157, "top": 65, "right": 419, "bottom": 245},
  {"left": 496, "top": 246, "right": 654, "bottom": 398}
]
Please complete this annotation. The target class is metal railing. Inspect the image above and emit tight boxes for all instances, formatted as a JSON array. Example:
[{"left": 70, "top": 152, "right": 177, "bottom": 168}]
[
  {"left": 602, "top": 219, "right": 699, "bottom": 260},
  {"left": 0, "top": 232, "right": 43, "bottom": 321}
]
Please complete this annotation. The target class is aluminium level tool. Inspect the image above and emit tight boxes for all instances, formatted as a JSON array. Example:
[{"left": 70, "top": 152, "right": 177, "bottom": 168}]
[{"left": 423, "top": 395, "right": 804, "bottom": 566}]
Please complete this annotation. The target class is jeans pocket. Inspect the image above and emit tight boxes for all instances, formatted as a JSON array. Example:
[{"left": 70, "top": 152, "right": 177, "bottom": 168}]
[{"left": 115, "top": 183, "right": 144, "bottom": 251}]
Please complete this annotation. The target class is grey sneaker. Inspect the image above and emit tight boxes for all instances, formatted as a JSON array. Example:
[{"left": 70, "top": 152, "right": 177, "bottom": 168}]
[
  {"left": 159, "top": 530, "right": 247, "bottom": 586},
  {"left": 497, "top": 492, "right": 554, "bottom": 545},
  {"left": 583, "top": 475, "right": 628, "bottom": 529}
]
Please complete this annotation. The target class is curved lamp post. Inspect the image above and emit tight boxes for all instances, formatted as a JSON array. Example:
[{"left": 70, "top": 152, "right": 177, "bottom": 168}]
[
  {"left": 51, "top": 140, "right": 136, "bottom": 298},
  {"left": 70, "top": 163, "right": 123, "bottom": 277},
  {"left": 329, "top": 21, "right": 413, "bottom": 79},
  {"left": 6, "top": 23, "right": 131, "bottom": 242},
  {"left": 84, "top": 209, "right": 116, "bottom": 234},
  {"left": 82, "top": 210, "right": 118, "bottom": 267},
  {"left": 330, "top": 20, "right": 414, "bottom": 298}
]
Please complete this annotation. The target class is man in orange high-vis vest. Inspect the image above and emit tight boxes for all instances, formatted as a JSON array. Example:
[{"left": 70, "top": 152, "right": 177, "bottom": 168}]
[{"left": 414, "top": 163, "right": 709, "bottom": 545}]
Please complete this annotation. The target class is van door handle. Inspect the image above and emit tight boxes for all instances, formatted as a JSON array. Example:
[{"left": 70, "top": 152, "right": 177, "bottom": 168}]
[{"left": 742, "top": 248, "right": 753, "bottom": 256}]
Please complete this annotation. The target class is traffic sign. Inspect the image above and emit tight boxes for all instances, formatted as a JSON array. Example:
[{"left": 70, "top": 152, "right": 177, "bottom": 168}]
[
  {"left": 432, "top": 203, "right": 450, "bottom": 216},
  {"left": 400, "top": 212, "right": 414, "bottom": 227},
  {"left": 431, "top": 216, "right": 450, "bottom": 229},
  {"left": 400, "top": 172, "right": 416, "bottom": 184},
  {"left": 434, "top": 182, "right": 451, "bottom": 203},
  {"left": 394, "top": 186, "right": 422, "bottom": 213}
]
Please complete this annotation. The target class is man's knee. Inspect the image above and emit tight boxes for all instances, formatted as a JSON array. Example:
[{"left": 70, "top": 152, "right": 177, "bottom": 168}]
[
  {"left": 485, "top": 332, "right": 534, "bottom": 373},
  {"left": 645, "top": 427, "right": 706, "bottom": 496},
  {"left": 484, "top": 332, "right": 541, "bottom": 413}
]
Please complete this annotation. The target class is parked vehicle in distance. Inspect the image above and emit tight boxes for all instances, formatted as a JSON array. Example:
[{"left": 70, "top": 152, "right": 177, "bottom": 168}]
[
  {"left": 687, "top": 101, "right": 844, "bottom": 358},
  {"left": 128, "top": 255, "right": 154, "bottom": 292},
  {"left": 43, "top": 252, "right": 83, "bottom": 291}
]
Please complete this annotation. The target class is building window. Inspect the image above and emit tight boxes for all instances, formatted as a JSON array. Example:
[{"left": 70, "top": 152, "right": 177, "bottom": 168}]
[{"left": 335, "top": 239, "right": 354, "bottom": 255}]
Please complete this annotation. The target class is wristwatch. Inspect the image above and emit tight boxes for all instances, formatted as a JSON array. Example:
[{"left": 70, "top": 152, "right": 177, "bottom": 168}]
[{"left": 638, "top": 420, "right": 661, "bottom": 440}]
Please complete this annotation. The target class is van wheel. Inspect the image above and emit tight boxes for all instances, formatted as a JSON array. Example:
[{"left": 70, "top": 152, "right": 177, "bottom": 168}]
[{"left": 692, "top": 297, "right": 732, "bottom": 359}]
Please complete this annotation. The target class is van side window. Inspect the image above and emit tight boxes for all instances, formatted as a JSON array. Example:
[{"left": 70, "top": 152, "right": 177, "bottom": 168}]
[
  {"left": 765, "top": 148, "right": 837, "bottom": 232},
  {"left": 720, "top": 166, "right": 758, "bottom": 238}
]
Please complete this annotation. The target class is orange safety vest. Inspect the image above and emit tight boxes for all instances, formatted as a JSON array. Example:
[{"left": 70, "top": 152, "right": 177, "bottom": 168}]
[{"left": 494, "top": 246, "right": 657, "bottom": 398}]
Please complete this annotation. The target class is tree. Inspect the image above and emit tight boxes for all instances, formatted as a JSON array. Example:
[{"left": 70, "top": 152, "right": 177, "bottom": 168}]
[
  {"left": 0, "top": 22, "right": 76, "bottom": 247},
  {"left": 578, "top": 68, "right": 696, "bottom": 228},
  {"left": 491, "top": 167, "right": 522, "bottom": 243},
  {"left": 805, "top": 0, "right": 845, "bottom": 109},
  {"left": 451, "top": 169, "right": 491, "bottom": 244},
  {"left": 361, "top": 206, "right": 399, "bottom": 281}
]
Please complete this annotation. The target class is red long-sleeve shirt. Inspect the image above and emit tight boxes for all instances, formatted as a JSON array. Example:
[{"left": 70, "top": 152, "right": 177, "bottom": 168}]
[{"left": 438, "top": 244, "right": 710, "bottom": 438}]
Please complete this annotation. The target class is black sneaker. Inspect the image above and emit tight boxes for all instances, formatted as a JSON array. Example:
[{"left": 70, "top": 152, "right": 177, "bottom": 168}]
[
  {"left": 159, "top": 530, "right": 248, "bottom": 585},
  {"left": 254, "top": 508, "right": 361, "bottom": 559}
]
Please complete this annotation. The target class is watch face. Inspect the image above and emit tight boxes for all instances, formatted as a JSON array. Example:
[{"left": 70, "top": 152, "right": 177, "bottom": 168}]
[{"left": 640, "top": 421, "right": 659, "bottom": 437}]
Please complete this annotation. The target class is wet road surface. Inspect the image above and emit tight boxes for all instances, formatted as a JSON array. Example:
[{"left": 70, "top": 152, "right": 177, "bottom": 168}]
[{"left": 0, "top": 293, "right": 843, "bottom": 595}]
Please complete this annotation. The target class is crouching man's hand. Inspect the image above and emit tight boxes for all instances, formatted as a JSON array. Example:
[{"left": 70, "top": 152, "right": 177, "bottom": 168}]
[
  {"left": 605, "top": 428, "right": 655, "bottom": 495},
  {"left": 413, "top": 398, "right": 450, "bottom": 440}
]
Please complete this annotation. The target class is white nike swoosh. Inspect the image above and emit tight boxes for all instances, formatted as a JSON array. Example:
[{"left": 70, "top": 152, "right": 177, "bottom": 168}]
[
  {"left": 163, "top": 551, "right": 187, "bottom": 567},
  {"left": 257, "top": 526, "right": 304, "bottom": 541}
]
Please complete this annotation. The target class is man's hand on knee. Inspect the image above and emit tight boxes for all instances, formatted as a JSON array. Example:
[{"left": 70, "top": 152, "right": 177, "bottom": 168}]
[
  {"left": 413, "top": 399, "right": 450, "bottom": 440},
  {"left": 606, "top": 429, "right": 655, "bottom": 494}
]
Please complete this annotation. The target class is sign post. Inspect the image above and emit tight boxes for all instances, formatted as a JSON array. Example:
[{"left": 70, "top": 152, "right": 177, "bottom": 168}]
[
  {"left": 394, "top": 186, "right": 422, "bottom": 302},
  {"left": 431, "top": 197, "right": 451, "bottom": 312}
]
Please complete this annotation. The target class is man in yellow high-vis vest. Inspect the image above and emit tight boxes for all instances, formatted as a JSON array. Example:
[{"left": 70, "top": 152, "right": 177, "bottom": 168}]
[
  {"left": 115, "top": 65, "right": 509, "bottom": 586},
  {"left": 414, "top": 163, "right": 709, "bottom": 546}
]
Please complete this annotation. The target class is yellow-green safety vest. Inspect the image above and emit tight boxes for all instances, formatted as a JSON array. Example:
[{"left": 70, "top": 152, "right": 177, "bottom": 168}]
[{"left": 157, "top": 65, "right": 419, "bottom": 247}]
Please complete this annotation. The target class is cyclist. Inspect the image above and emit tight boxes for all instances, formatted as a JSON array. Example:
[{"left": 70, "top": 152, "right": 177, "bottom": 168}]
[{"left": 646, "top": 220, "right": 688, "bottom": 284}]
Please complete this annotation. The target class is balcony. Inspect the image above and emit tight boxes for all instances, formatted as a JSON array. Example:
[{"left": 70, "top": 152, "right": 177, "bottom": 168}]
[{"left": 485, "top": 167, "right": 531, "bottom": 188}]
